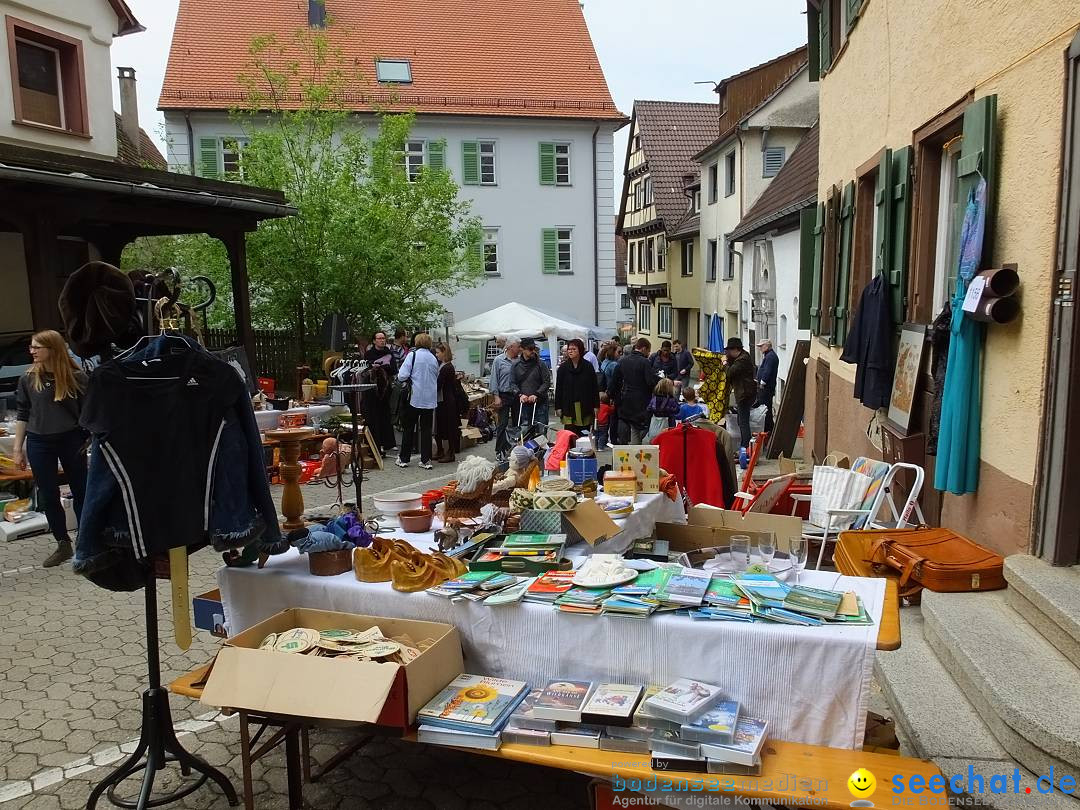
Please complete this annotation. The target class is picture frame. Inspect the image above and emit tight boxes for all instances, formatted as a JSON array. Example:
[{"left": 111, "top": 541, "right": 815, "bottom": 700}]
[{"left": 887, "top": 323, "right": 928, "bottom": 435}]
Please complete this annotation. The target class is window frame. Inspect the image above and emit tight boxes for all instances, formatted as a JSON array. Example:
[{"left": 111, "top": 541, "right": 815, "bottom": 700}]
[
  {"left": 375, "top": 59, "right": 413, "bottom": 84},
  {"left": 221, "top": 136, "right": 249, "bottom": 179},
  {"left": 556, "top": 228, "right": 573, "bottom": 273},
  {"left": 403, "top": 139, "right": 426, "bottom": 182},
  {"left": 554, "top": 143, "right": 571, "bottom": 185},
  {"left": 724, "top": 150, "right": 736, "bottom": 197},
  {"left": 681, "top": 240, "right": 694, "bottom": 277},
  {"left": 850, "top": 148, "right": 885, "bottom": 317},
  {"left": 657, "top": 235, "right": 666, "bottom": 270},
  {"left": 638, "top": 301, "right": 652, "bottom": 334},
  {"left": 620, "top": 292, "right": 632, "bottom": 310},
  {"left": 723, "top": 239, "right": 736, "bottom": 280},
  {"left": 482, "top": 227, "right": 500, "bottom": 275},
  {"left": 707, "top": 238, "right": 718, "bottom": 282},
  {"left": 645, "top": 236, "right": 655, "bottom": 272},
  {"left": 628, "top": 241, "right": 637, "bottom": 274},
  {"left": 7, "top": 16, "right": 89, "bottom": 137},
  {"left": 478, "top": 140, "right": 497, "bottom": 185},
  {"left": 693, "top": 190, "right": 702, "bottom": 213},
  {"left": 658, "top": 303, "right": 673, "bottom": 338},
  {"left": 763, "top": 146, "right": 786, "bottom": 178},
  {"left": 708, "top": 163, "right": 719, "bottom": 204},
  {"left": 643, "top": 176, "right": 653, "bottom": 206}
]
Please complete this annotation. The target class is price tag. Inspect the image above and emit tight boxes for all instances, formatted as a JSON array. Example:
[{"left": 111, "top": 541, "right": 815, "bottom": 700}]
[{"left": 962, "top": 276, "right": 987, "bottom": 313}]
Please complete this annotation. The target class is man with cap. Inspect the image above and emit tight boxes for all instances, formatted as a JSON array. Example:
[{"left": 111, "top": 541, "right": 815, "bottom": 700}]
[
  {"left": 512, "top": 338, "right": 552, "bottom": 431},
  {"left": 755, "top": 339, "right": 779, "bottom": 434},
  {"left": 724, "top": 337, "right": 757, "bottom": 450}
]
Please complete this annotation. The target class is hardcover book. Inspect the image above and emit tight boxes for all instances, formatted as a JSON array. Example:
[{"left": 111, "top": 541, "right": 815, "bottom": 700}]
[
  {"left": 642, "top": 678, "right": 724, "bottom": 723},
  {"left": 532, "top": 680, "right": 594, "bottom": 722},
  {"left": 581, "top": 683, "right": 643, "bottom": 726},
  {"left": 417, "top": 674, "right": 529, "bottom": 733},
  {"left": 680, "top": 700, "right": 740, "bottom": 744}
]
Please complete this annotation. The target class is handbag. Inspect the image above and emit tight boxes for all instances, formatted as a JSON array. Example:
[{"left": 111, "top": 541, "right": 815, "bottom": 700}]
[
  {"left": 390, "top": 351, "right": 414, "bottom": 420},
  {"left": 864, "top": 528, "right": 1005, "bottom": 600}
]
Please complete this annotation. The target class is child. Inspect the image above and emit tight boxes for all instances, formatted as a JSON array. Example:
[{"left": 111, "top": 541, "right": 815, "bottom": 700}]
[
  {"left": 596, "top": 391, "right": 614, "bottom": 449},
  {"left": 648, "top": 378, "right": 681, "bottom": 430},
  {"left": 677, "top": 387, "right": 708, "bottom": 422}
]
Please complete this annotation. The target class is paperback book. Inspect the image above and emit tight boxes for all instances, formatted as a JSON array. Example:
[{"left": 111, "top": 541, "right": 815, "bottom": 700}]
[
  {"left": 532, "top": 680, "right": 594, "bottom": 722},
  {"left": 417, "top": 674, "right": 529, "bottom": 734},
  {"left": 782, "top": 585, "right": 844, "bottom": 618},
  {"left": 680, "top": 700, "right": 740, "bottom": 744},
  {"left": 733, "top": 573, "right": 791, "bottom": 609},
  {"left": 523, "top": 571, "right": 578, "bottom": 603},
  {"left": 581, "top": 683, "right": 643, "bottom": 726},
  {"left": 641, "top": 678, "right": 725, "bottom": 723},
  {"left": 655, "top": 567, "right": 712, "bottom": 606}
]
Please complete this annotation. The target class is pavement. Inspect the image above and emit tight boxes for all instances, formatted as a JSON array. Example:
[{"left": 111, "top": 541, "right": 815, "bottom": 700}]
[{"left": 0, "top": 430, "right": 898, "bottom": 808}]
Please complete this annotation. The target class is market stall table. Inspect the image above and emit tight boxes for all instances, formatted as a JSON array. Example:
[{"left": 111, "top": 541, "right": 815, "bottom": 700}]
[{"left": 219, "top": 531, "right": 888, "bottom": 750}]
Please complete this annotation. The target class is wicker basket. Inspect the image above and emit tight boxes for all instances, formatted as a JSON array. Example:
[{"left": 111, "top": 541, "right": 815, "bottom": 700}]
[{"left": 443, "top": 476, "right": 495, "bottom": 520}]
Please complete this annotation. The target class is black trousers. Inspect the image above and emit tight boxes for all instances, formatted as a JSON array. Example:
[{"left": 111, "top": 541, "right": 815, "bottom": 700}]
[
  {"left": 736, "top": 399, "right": 754, "bottom": 450},
  {"left": 755, "top": 390, "right": 775, "bottom": 434},
  {"left": 399, "top": 405, "right": 433, "bottom": 464},
  {"left": 26, "top": 429, "right": 87, "bottom": 545}
]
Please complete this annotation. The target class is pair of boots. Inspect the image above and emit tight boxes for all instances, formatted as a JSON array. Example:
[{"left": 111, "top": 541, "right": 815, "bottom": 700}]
[{"left": 43, "top": 539, "right": 73, "bottom": 568}]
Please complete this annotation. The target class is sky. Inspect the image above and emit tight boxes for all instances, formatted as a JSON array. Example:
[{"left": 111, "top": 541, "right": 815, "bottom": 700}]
[{"left": 110, "top": 0, "right": 809, "bottom": 196}]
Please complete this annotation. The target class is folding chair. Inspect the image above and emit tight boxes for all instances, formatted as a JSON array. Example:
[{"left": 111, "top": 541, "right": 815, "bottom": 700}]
[{"left": 731, "top": 473, "right": 797, "bottom": 515}]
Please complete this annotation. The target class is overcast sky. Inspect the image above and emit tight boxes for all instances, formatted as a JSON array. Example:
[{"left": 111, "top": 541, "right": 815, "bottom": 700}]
[{"left": 111, "top": 0, "right": 808, "bottom": 194}]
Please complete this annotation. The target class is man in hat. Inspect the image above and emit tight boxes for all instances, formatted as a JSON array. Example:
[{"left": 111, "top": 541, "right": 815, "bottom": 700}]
[
  {"left": 755, "top": 339, "right": 779, "bottom": 434},
  {"left": 725, "top": 337, "right": 757, "bottom": 450},
  {"left": 512, "top": 338, "right": 552, "bottom": 430}
]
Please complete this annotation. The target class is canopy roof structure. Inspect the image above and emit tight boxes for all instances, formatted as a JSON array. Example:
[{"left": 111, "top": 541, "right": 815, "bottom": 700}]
[{"left": 452, "top": 302, "right": 604, "bottom": 343}]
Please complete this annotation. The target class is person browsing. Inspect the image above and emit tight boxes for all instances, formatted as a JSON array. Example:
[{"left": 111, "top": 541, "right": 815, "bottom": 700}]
[
  {"left": 724, "top": 337, "right": 757, "bottom": 450},
  {"left": 489, "top": 338, "right": 520, "bottom": 462},
  {"left": 512, "top": 338, "right": 552, "bottom": 430},
  {"left": 755, "top": 339, "right": 779, "bottom": 434},
  {"left": 395, "top": 333, "right": 439, "bottom": 469},
  {"left": 554, "top": 338, "right": 600, "bottom": 436}
]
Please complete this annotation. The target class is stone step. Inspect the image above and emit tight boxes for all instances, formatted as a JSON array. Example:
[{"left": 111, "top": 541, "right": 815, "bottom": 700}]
[
  {"left": 876, "top": 609, "right": 1080, "bottom": 809},
  {"left": 1004, "top": 554, "right": 1080, "bottom": 668},
  {"left": 922, "top": 589, "right": 1080, "bottom": 781}
]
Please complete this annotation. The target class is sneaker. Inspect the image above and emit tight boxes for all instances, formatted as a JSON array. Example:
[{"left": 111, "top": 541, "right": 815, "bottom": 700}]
[
  {"left": 395, "top": 459, "right": 409, "bottom": 468},
  {"left": 418, "top": 462, "right": 434, "bottom": 470},
  {"left": 43, "top": 541, "right": 73, "bottom": 568}
]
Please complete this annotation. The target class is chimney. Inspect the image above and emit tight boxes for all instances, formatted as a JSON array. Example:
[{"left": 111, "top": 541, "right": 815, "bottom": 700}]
[
  {"left": 117, "top": 67, "right": 140, "bottom": 159},
  {"left": 308, "top": 0, "right": 327, "bottom": 27}
]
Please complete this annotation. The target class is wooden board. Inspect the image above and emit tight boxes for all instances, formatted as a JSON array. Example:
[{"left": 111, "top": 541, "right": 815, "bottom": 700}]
[{"left": 766, "top": 339, "right": 809, "bottom": 459}]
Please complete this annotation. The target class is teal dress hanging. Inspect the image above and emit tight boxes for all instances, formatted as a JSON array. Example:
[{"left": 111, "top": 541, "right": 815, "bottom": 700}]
[{"left": 934, "top": 177, "right": 987, "bottom": 495}]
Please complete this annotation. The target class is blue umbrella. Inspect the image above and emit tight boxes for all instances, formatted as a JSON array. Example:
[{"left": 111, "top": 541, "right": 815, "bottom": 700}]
[
  {"left": 934, "top": 177, "right": 987, "bottom": 495},
  {"left": 708, "top": 313, "right": 725, "bottom": 352}
]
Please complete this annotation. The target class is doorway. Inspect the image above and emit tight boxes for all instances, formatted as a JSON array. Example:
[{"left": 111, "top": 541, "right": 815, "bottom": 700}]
[{"left": 1036, "top": 30, "right": 1080, "bottom": 566}]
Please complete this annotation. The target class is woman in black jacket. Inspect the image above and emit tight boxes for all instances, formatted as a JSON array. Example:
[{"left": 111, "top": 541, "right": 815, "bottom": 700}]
[
  {"left": 362, "top": 331, "right": 398, "bottom": 457},
  {"left": 433, "top": 343, "right": 462, "bottom": 463},
  {"left": 554, "top": 339, "right": 600, "bottom": 437}
]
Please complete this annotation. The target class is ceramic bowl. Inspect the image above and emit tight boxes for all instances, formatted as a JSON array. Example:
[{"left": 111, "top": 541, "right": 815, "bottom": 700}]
[{"left": 397, "top": 509, "right": 433, "bottom": 533}]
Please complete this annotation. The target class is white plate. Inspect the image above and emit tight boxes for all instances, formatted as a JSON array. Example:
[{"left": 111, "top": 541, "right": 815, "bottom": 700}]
[{"left": 571, "top": 568, "right": 639, "bottom": 588}]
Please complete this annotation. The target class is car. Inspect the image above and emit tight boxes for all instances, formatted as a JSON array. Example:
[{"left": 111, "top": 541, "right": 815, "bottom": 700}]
[{"left": 0, "top": 335, "right": 32, "bottom": 414}]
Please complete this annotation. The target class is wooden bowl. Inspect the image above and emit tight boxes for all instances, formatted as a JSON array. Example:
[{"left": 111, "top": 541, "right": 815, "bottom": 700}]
[
  {"left": 307, "top": 548, "right": 352, "bottom": 576},
  {"left": 398, "top": 509, "right": 434, "bottom": 533}
]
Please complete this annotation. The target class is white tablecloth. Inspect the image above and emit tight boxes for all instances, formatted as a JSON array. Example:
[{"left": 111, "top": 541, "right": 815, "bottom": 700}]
[
  {"left": 219, "top": 531, "right": 885, "bottom": 750},
  {"left": 255, "top": 405, "right": 341, "bottom": 432}
]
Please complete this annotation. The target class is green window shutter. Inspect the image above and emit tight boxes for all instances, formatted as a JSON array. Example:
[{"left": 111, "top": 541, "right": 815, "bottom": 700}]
[
  {"left": 846, "top": 0, "right": 860, "bottom": 33},
  {"left": 198, "top": 137, "right": 220, "bottom": 179},
  {"left": 873, "top": 149, "right": 893, "bottom": 282},
  {"left": 542, "top": 228, "right": 558, "bottom": 274},
  {"left": 462, "top": 142, "right": 479, "bottom": 185},
  {"left": 468, "top": 343, "right": 481, "bottom": 362},
  {"left": 807, "top": 3, "right": 821, "bottom": 82},
  {"left": 539, "top": 143, "right": 556, "bottom": 185},
  {"left": 833, "top": 181, "right": 856, "bottom": 346},
  {"left": 819, "top": 0, "right": 833, "bottom": 76},
  {"left": 888, "top": 146, "right": 914, "bottom": 324},
  {"left": 809, "top": 202, "right": 826, "bottom": 335},
  {"left": 469, "top": 231, "right": 483, "bottom": 271},
  {"left": 798, "top": 206, "right": 817, "bottom": 330},
  {"left": 428, "top": 141, "right": 446, "bottom": 171},
  {"left": 956, "top": 95, "right": 999, "bottom": 271}
]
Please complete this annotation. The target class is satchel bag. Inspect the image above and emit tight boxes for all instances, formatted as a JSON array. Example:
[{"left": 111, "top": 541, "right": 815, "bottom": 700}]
[{"left": 864, "top": 527, "right": 1005, "bottom": 601}]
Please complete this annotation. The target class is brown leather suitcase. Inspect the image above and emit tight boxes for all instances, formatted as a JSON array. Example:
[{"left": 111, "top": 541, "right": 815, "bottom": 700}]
[{"left": 860, "top": 528, "right": 1005, "bottom": 600}]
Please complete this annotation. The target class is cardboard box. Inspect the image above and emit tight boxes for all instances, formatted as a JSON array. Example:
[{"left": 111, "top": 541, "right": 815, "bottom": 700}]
[
  {"left": 562, "top": 499, "right": 621, "bottom": 546},
  {"left": 200, "top": 608, "right": 463, "bottom": 728},
  {"left": 192, "top": 588, "right": 228, "bottom": 638},
  {"left": 611, "top": 446, "right": 660, "bottom": 494},
  {"left": 687, "top": 506, "right": 803, "bottom": 549}
]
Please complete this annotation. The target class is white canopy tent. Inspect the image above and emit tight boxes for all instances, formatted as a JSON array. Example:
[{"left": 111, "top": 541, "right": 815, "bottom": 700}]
[{"left": 451, "top": 302, "right": 605, "bottom": 375}]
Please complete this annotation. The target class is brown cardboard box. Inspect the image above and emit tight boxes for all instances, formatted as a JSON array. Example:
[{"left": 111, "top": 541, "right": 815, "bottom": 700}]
[
  {"left": 200, "top": 608, "right": 463, "bottom": 727},
  {"left": 563, "top": 499, "right": 621, "bottom": 546},
  {"left": 688, "top": 505, "right": 803, "bottom": 548}
]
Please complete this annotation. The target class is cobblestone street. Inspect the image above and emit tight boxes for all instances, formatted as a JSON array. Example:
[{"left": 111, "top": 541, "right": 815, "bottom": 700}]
[{"left": 0, "top": 443, "right": 592, "bottom": 809}]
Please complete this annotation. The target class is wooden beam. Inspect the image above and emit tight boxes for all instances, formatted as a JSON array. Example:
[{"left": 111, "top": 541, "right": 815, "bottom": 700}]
[
  {"left": 766, "top": 339, "right": 810, "bottom": 459},
  {"left": 221, "top": 230, "right": 256, "bottom": 368}
]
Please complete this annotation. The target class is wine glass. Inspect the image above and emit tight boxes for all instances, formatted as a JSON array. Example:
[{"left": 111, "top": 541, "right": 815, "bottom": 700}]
[
  {"left": 730, "top": 534, "right": 750, "bottom": 572},
  {"left": 758, "top": 532, "right": 776, "bottom": 570},
  {"left": 789, "top": 537, "right": 808, "bottom": 584}
]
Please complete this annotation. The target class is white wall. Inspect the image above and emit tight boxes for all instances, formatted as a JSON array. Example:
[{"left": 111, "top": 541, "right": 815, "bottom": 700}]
[
  {"left": 167, "top": 111, "right": 620, "bottom": 373},
  {"left": 697, "top": 136, "right": 741, "bottom": 323},
  {"left": 0, "top": 0, "right": 118, "bottom": 158},
  {"left": 767, "top": 228, "right": 810, "bottom": 388},
  {"left": 0, "top": 232, "right": 32, "bottom": 335}
]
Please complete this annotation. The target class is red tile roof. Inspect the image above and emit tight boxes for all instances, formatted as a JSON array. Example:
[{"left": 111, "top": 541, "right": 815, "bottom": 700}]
[
  {"left": 730, "top": 124, "right": 818, "bottom": 241},
  {"left": 159, "top": 0, "right": 625, "bottom": 121},
  {"left": 618, "top": 101, "right": 719, "bottom": 235},
  {"left": 114, "top": 113, "right": 167, "bottom": 170}
]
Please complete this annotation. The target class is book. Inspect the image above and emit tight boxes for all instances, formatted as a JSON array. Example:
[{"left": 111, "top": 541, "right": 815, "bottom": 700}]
[
  {"left": 689, "top": 608, "right": 755, "bottom": 623},
  {"left": 655, "top": 567, "right": 712, "bottom": 606},
  {"left": 641, "top": 678, "right": 724, "bottom": 724},
  {"left": 506, "top": 689, "right": 558, "bottom": 732},
  {"left": 417, "top": 674, "right": 529, "bottom": 734},
  {"left": 417, "top": 725, "right": 501, "bottom": 751},
  {"left": 532, "top": 680, "right": 594, "bottom": 722},
  {"left": 441, "top": 571, "right": 498, "bottom": 590},
  {"left": 733, "top": 573, "right": 791, "bottom": 608},
  {"left": 650, "top": 729, "right": 702, "bottom": 758},
  {"left": 581, "top": 683, "right": 643, "bottom": 727},
  {"left": 549, "top": 727, "right": 601, "bottom": 748},
  {"left": 502, "top": 727, "right": 550, "bottom": 746},
  {"left": 523, "top": 571, "right": 577, "bottom": 603},
  {"left": 503, "top": 532, "right": 567, "bottom": 549},
  {"left": 483, "top": 577, "right": 534, "bottom": 606},
  {"left": 704, "top": 578, "right": 751, "bottom": 608},
  {"left": 783, "top": 585, "right": 844, "bottom": 619},
  {"left": 680, "top": 700, "right": 740, "bottom": 744},
  {"left": 701, "top": 717, "right": 768, "bottom": 766}
]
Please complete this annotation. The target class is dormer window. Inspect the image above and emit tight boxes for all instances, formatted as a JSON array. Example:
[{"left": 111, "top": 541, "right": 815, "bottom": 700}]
[
  {"left": 376, "top": 59, "right": 412, "bottom": 84},
  {"left": 6, "top": 16, "right": 88, "bottom": 136}
]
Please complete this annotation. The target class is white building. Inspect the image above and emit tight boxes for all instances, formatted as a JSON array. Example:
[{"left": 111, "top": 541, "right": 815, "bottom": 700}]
[
  {"left": 693, "top": 49, "right": 817, "bottom": 353},
  {"left": 159, "top": 0, "right": 626, "bottom": 371}
]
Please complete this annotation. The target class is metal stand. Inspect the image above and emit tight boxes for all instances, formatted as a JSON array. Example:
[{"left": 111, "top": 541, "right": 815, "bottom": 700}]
[
  {"left": 86, "top": 568, "right": 238, "bottom": 810},
  {"left": 329, "top": 384, "right": 374, "bottom": 512}
]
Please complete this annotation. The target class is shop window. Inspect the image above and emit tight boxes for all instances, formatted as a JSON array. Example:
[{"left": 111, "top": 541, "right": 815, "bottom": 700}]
[
  {"left": 8, "top": 17, "right": 88, "bottom": 135},
  {"left": 681, "top": 240, "right": 694, "bottom": 277},
  {"left": 707, "top": 239, "right": 718, "bottom": 282},
  {"left": 658, "top": 303, "right": 673, "bottom": 338},
  {"left": 482, "top": 228, "right": 500, "bottom": 274},
  {"left": 725, "top": 151, "right": 736, "bottom": 197},
  {"left": 638, "top": 302, "right": 652, "bottom": 333}
]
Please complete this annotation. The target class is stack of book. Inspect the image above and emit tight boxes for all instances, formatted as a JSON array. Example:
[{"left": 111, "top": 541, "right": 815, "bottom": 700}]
[
  {"left": 600, "top": 569, "right": 664, "bottom": 619},
  {"left": 472, "top": 533, "right": 567, "bottom": 569},
  {"left": 428, "top": 571, "right": 530, "bottom": 602},
  {"left": 653, "top": 566, "right": 712, "bottom": 608},
  {"left": 522, "top": 570, "right": 577, "bottom": 605},
  {"left": 690, "top": 577, "right": 754, "bottom": 622},
  {"left": 554, "top": 587, "right": 611, "bottom": 615},
  {"left": 416, "top": 674, "right": 530, "bottom": 751},
  {"left": 516, "top": 680, "right": 646, "bottom": 749}
]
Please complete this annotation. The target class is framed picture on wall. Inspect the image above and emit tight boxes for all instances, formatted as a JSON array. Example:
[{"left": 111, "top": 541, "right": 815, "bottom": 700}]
[{"left": 887, "top": 323, "right": 928, "bottom": 435}]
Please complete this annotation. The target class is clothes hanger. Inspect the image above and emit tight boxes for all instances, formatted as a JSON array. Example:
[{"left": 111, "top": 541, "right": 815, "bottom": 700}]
[{"left": 114, "top": 298, "right": 190, "bottom": 360}]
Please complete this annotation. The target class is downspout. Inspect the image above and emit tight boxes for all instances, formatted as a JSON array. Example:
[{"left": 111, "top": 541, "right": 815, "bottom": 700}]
[
  {"left": 185, "top": 111, "right": 196, "bottom": 176},
  {"left": 592, "top": 124, "right": 600, "bottom": 327}
]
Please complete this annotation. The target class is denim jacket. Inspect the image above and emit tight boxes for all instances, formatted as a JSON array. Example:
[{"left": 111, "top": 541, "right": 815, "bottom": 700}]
[{"left": 73, "top": 335, "right": 285, "bottom": 591}]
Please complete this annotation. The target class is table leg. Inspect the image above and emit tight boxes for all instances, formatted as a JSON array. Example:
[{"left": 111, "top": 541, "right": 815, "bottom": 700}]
[
  {"left": 238, "top": 711, "right": 255, "bottom": 810},
  {"left": 300, "top": 726, "right": 312, "bottom": 783},
  {"left": 284, "top": 725, "right": 304, "bottom": 810}
]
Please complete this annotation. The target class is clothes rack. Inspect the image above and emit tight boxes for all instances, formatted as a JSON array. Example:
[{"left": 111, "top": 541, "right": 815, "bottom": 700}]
[{"left": 86, "top": 563, "right": 238, "bottom": 810}]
